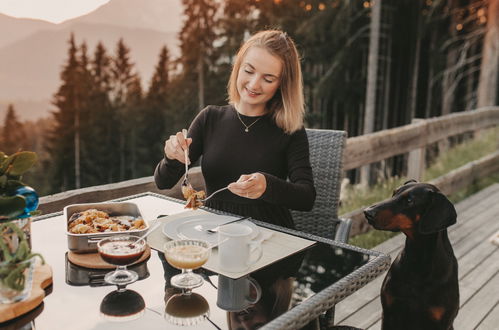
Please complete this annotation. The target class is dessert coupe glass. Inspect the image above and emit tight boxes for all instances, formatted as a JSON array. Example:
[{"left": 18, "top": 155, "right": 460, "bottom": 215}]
[
  {"left": 97, "top": 235, "right": 146, "bottom": 290},
  {"left": 163, "top": 239, "right": 211, "bottom": 289}
]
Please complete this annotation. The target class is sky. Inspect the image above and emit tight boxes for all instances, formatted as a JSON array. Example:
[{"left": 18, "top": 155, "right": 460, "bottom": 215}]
[{"left": 0, "top": 0, "right": 110, "bottom": 23}]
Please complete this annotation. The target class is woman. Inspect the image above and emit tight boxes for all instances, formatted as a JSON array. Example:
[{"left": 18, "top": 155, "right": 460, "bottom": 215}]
[{"left": 154, "top": 30, "right": 315, "bottom": 229}]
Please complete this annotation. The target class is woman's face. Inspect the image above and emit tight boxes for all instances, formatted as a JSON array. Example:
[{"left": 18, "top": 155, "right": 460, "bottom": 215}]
[{"left": 236, "top": 46, "right": 283, "bottom": 114}]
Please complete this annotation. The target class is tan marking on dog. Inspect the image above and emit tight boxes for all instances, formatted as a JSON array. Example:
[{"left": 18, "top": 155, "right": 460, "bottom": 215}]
[
  {"left": 382, "top": 291, "right": 393, "bottom": 306},
  {"left": 429, "top": 306, "right": 445, "bottom": 321}
]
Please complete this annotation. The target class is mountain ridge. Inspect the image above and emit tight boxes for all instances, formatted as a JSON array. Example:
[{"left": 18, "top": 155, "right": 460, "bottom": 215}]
[{"left": 0, "top": 0, "right": 183, "bottom": 121}]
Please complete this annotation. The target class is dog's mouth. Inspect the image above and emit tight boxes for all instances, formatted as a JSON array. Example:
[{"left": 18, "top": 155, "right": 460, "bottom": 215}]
[{"left": 363, "top": 210, "right": 376, "bottom": 225}]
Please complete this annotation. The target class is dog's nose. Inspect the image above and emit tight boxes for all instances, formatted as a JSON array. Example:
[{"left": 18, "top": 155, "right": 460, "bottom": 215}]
[{"left": 364, "top": 208, "right": 375, "bottom": 221}]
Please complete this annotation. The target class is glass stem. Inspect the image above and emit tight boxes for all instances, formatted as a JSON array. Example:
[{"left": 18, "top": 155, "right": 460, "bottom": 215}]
[{"left": 117, "top": 265, "right": 127, "bottom": 272}]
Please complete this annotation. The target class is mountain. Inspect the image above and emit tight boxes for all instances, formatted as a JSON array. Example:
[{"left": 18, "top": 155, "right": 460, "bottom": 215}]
[
  {"left": 0, "top": 0, "right": 183, "bottom": 121},
  {"left": 0, "top": 14, "right": 56, "bottom": 48},
  {"left": 67, "top": 0, "right": 182, "bottom": 33}
]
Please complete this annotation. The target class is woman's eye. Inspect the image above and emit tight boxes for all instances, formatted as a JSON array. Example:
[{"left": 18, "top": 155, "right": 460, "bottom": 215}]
[
  {"left": 264, "top": 78, "right": 274, "bottom": 83},
  {"left": 244, "top": 70, "right": 253, "bottom": 74}
]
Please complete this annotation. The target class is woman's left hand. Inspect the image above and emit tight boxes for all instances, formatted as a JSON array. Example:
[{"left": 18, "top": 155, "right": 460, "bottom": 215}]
[{"left": 228, "top": 173, "right": 266, "bottom": 199}]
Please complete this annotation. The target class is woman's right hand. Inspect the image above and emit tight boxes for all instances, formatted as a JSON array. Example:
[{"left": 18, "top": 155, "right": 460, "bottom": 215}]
[{"left": 164, "top": 130, "right": 192, "bottom": 164}]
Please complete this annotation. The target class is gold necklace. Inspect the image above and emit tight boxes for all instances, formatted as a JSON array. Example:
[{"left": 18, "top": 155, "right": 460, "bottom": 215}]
[{"left": 235, "top": 109, "right": 262, "bottom": 132}]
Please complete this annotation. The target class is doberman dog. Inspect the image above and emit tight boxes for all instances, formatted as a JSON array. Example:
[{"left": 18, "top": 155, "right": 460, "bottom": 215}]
[{"left": 364, "top": 181, "right": 459, "bottom": 330}]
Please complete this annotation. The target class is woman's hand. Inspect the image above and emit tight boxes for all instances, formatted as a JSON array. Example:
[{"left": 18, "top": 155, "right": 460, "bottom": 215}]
[
  {"left": 228, "top": 173, "right": 267, "bottom": 199},
  {"left": 164, "top": 130, "right": 192, "bottom": 164}
]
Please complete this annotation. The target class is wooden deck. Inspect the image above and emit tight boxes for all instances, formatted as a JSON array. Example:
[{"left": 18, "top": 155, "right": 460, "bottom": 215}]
[{"left": 334, "top": 183, "right": 499, "bottom": 330}]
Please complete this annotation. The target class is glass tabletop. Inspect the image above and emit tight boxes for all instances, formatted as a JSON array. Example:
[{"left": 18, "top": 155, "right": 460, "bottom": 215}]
[{"left": 1, "top": 193, "right": 386, "bottom": 330}]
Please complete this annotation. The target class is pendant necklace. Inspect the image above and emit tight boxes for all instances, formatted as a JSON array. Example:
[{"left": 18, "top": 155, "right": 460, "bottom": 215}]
[{"left": 235, "top": 109, "right": 262, "bottom": 132}]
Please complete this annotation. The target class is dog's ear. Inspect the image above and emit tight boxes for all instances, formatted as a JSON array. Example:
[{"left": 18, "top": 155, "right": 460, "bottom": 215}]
[{"left": 419, "top": 191, "right": 457, "bottom": 234}]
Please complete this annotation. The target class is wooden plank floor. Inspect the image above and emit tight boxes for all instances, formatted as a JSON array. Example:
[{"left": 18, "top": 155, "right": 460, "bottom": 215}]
[{"left": 335, "top": 183, "right": 499, "bottom": 330}]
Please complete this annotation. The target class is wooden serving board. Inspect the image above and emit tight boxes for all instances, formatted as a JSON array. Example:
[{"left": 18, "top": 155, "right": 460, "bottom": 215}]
[
  {"left": 0, "top": 264, "right": 52, "bottom": 323},
  {"left": 67, "top": 245, "right": 151, "bottom": 269}
]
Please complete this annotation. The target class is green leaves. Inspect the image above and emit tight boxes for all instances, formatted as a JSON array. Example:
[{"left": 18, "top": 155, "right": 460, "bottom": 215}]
[
  {"left": 0, "top": 151, "right": 37, "bottom": 219},
  {"left": 0, "top": 151, "right": 37, "bottom": 177},
  {"left": 0, "top": 195, "right": 26, "bottom": 220}
]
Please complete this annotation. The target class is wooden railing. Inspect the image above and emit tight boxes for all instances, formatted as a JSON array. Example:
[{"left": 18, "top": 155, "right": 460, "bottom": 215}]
[{"left": 39, "top": 107, "right": 499, "bottom": 236}]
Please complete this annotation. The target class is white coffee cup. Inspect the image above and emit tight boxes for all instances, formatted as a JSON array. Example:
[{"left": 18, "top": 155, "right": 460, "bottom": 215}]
[
  {"left": 216, "top": 275, "right": 262, "bottom": 312},
  {"left": 218, "top": 223, "right": 262, "bottom": 273}
]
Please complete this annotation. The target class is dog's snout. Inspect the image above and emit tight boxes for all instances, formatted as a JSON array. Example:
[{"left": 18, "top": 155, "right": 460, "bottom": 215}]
[{"left": 364, "top": 208, "right": 376, "bottom": 221}]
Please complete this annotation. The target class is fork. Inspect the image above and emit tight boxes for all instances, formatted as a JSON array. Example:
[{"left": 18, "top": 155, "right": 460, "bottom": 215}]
[
  {"left": 200, "top": 176, "right": 255, "bottom": 203},
  {"left": 181, "top": 129, "right": 190, "bottom": 188},
  {"left": 206, "top": 216, "right": 251, "bottom": 234},
  {"left": 199, "top": 186, "right": 229, "bottom": 203}
]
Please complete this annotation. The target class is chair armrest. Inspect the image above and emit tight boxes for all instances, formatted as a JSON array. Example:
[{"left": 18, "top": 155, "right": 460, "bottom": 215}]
[{"left": 334, "top": 217, "right": 352, "bottom": 243}]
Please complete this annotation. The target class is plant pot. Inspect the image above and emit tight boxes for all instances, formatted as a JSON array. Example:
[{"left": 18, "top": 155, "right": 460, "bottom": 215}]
[{"left": 0, "top": 256, "right": 36, "bottom": 304}]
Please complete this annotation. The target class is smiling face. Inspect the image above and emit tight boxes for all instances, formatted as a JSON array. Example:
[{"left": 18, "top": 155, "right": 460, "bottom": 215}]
[{"left": 235, "top": 46, "right": 283, "bottom": 115}]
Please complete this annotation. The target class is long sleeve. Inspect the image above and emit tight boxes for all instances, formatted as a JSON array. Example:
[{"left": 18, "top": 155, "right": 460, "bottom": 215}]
[
  {"left": 259, "top": 127, "right": 316, "bottom": 211},
  {"left": 154, "top": 108, "right": 207, "bottom": 190},
  {"left": 154, "top": 105, "right": 316, "bottom": 228}
]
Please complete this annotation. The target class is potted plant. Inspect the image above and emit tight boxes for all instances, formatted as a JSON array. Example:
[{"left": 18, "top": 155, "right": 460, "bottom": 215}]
[{"left": 0, "top": 150, "right": 44, "bottom": 303}]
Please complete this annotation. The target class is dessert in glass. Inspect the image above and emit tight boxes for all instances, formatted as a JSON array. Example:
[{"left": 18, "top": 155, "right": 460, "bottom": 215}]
[
  {"left": 163, "top": 239, "right": 211, "bottom": 289},
  {"left": 164, "top": 292, "right": 209, "bottom": 326},
  {"left": 97, "top": 235, "right": 146, "bottom": 289}
]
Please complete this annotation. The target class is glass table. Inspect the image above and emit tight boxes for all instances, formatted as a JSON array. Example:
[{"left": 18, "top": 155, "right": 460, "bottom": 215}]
[{"left": 1, "top": 192, "right": 390, "bottom": 330}]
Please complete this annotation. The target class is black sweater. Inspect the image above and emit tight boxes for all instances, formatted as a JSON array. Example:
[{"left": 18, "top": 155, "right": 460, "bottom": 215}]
[{"left": 154, "top": 105, "right": 316, "bottom": 228}]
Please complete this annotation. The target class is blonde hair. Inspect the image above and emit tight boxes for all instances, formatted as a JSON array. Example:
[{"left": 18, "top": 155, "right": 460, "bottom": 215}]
[{"left": 227, "top": 30, "right": 305, "bottom": 134}]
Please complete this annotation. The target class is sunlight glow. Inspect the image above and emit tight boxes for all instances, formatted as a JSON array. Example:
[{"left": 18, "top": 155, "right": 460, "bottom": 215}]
[{"left": 0, "top": 0, "right": 110, "bottom": 23}]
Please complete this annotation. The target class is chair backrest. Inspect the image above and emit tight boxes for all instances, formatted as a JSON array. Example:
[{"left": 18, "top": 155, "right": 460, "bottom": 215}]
[{"left": 290, "top": 129, "right": 347, "bottom": 239}]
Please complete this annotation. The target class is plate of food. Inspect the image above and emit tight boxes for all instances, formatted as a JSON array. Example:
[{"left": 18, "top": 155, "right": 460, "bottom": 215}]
[{"left": 162, "top": 214, "right": 259, "bottom": 247}]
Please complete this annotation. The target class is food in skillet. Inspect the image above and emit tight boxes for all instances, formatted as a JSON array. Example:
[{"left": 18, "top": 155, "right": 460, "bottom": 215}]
[
  {"left": 68, "top": 208, "right": 146, "bottom": 234},
  {"left": 181, "top": 183, "right": 206, "bottom": 210}
]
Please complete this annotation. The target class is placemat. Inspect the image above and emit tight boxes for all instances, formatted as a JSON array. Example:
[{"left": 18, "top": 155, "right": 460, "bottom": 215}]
[
  {"left": 147, "top": 210, "right": 315, "bottom": 279},
  {"left": 67, "top": 246, "right": 151, "bottom": 269}
]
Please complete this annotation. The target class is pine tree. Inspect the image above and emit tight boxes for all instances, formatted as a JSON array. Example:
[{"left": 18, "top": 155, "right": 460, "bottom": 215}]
[
  {"left": 178, "top": 0, "right": 218, "bottom": 110},
  {"left": 47, "top": 33, "right": 80, "bottom": 192},
  {"left": 110, "top": 39, "right": 139, "bottom": 181},
  {"left": 1, "top": 104, "right": 27, "bottom": 154},
  {"left": 143, "top": 46, "right": 170, "bottom": 172},
  {"left": 86, "top": 42, "right": 114, "bottom": 185}
]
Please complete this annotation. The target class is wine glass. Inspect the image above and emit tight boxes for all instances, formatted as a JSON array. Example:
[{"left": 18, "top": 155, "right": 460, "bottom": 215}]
[
  {"left": 97, "top": 235, "right": 146, "bottom": 290},
  {"left": 164, "top": 292, "right": 209, "bottom": 326},
  {"left": 163, "top": 239, "right": 211, "bottom": 289}
]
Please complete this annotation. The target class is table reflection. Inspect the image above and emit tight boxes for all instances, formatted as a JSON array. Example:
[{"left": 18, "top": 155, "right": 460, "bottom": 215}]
[
  {"left": 99, "top": 289, "right": 145, "bottom": 322},
  {"left": 164, "top": 292, "right": 210, "bottom": 326},
  {"left": 65, "top": 253, "right": 150, "bottom": 287}
]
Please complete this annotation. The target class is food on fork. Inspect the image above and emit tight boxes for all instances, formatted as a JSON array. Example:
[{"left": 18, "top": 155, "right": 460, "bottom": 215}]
[
  {"left": 68, "top": 208, "right": 146, "bottom": 234},
  {"left": 181, "top": 183, "right": 206, "bottom": 210}
]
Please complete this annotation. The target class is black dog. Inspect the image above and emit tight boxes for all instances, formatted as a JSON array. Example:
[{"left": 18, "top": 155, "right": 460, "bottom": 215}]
[{"left": 364, "top": 181, "right": 459, "bottom": 330}]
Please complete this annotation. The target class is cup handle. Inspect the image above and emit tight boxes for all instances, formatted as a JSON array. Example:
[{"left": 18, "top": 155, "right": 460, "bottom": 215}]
[
  {"left": 246, "top": 276, "right": 262, "bottom": 304},
  {"left": 247, "top": 241, "right": 262, "bottom": 267}
]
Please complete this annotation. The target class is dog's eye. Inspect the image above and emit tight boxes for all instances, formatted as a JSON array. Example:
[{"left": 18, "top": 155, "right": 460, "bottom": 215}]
[{"left": 406, "top": 196, "right": 414, "bottom": 205}]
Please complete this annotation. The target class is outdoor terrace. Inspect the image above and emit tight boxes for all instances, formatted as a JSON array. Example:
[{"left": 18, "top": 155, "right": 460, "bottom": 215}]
[{"left": 335, "top": 183, "right": 499, "bottom": 330}]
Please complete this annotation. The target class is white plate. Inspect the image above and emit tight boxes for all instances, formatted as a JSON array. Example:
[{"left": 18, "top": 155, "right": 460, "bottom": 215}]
[{"left": 162, "top": 214, "right": 259, "bottom": 247}]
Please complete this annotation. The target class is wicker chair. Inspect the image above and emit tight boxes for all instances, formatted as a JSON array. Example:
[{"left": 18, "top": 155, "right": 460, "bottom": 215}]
[{"left": 291, "top": 128, "right": 352, "bottom": 243}]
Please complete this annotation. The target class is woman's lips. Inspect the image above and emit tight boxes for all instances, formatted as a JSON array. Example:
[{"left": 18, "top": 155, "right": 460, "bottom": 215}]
[{"left": 245, "top": 87, "right": 261, "bottom": 97}]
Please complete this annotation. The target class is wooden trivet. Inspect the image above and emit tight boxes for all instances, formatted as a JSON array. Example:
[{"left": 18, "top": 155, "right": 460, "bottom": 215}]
[
  {"left": 67, "top": 245, "right": 151, "bottom": 269},
  {"left": 0, "top": 263, "right": 52, "bottom": 323}
]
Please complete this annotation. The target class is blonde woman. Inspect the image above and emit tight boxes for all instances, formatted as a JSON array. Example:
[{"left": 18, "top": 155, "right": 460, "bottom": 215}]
[{"left": 155, "top": 30, "right": 315, "bottom": 228}]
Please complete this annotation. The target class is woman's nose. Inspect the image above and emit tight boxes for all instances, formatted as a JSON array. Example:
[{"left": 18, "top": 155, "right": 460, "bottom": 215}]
[{"left": 248, "top": 76, "right": 260, "bottom": 90}]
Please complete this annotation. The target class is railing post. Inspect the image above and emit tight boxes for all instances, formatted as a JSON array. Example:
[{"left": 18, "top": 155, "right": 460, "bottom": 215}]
[{"left": 407, "top": 119, "right": 426, "bottom": 181}]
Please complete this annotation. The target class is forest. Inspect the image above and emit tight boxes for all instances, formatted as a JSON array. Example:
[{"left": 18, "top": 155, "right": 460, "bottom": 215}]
[{"left": 0, "top": 0, "right": 498, "bottom": 196}]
